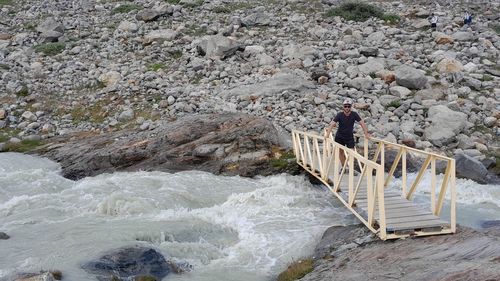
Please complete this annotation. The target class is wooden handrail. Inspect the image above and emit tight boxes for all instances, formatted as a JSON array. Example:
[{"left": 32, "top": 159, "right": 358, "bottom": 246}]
[{"left": 291, "top": 129, "right": 456, "bottom": 240}]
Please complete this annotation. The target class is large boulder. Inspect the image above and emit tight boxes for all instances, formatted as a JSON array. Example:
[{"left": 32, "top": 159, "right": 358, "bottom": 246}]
[
  {"left": 37, "top": 113, "right": 285, "bottom": 180},
  {"left": 195, "top": 35, "right": 244, "bottom": 59},
  {"left": 383, "top": 148, "right": 421, "bottom": 177},
  {"left": 81, "top": 246, "right": 171, "bottom": 281},
  {"left": 455, "top": 153, "right": 489, "bottom": 184},
  {"left": 424, "top": 105, "right": 467, "bottom": 146},
  {"left": 395, "top": 65, "right": 427, "bottom": 90},
  {"left": 224, "top": 73, "right": 315, "bottom": 98}
]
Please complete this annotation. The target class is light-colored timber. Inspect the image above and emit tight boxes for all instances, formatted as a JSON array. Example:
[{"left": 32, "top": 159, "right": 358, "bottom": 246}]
[{"left": 292, "top": 130, "right": 456, "bottom": 240}]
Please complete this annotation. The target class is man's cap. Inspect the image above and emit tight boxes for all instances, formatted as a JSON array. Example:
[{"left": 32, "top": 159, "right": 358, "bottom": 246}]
[{"left": 343, "top": 98, "right": 353, "bottom": 105}]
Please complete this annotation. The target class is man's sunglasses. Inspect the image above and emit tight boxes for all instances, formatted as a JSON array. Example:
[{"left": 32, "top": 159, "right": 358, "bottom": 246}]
[{"left": 343, "top": 105, "right": 351, "bottom": 108}]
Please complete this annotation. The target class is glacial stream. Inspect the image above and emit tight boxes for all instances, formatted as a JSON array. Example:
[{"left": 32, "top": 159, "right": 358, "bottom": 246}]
[{"left": 0, "top": 152, "right": 499, "bottom": 280}]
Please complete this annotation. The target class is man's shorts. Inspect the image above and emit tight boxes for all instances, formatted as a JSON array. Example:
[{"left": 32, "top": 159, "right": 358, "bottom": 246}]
[{"left": 335, "top": 135, "right": 355, "bottom": 148}]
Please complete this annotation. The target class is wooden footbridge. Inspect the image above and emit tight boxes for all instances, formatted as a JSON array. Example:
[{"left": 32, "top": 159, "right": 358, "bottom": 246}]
[{"left": 292, "top": 130, "right": 456, "bottom": 240}]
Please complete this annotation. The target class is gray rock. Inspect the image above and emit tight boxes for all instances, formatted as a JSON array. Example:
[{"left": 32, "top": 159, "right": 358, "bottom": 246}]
[
  {"left": 118, "top": 109, "right": 134, "bottom": 122},
  {"left": 395, "top": 65, "right": 427, "bottom": 90},
  {"left": 424, "top": 105, "right": 467, "bottom": 146},
  {"left": 452, "top": 31, "right": 474, "bottom": 41},
  {"left": 135, "top": 9, "right": 163, "bottom": 22},
  {"left": 455, "top": 153, "right": 488, "bottom": 184},
  {"left": 241, "top": 11, "right": 271, "bottom": 27},
  {"left": 389, "top": 86, "right": 411, "bottom": 98},
  {"left": 117, "top": 21, "right": 139, "bottom": 33},
  {"left": 359, "top": 47, "right": 379, "bottom": 57},
  {"left": 0, "top": 232, "right": 9, "bottom": 239},
  {"left": 143, "top": 29, "right": 178, "bottom": 44},
  {"left": 358, "top": 58, "right": 385, "bottom": 75},
  {"left": 345, "top": 77, "right": 373, "bottom": 90},
  {"left": 484, "top": 117, "right": 497, "bottom": 127},
  {"left": 225, "top": 73, "right": 315, "bottom": 98},
  {"left": 36, "top": 17, "right": 64, "bottom": 34},
  {"left": 195, "top": 35, "right": 244, "bottom": 59}
]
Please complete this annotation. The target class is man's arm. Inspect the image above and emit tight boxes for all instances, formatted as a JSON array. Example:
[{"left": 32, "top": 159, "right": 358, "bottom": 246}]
[
  {"left": 324, "top": 121, "right": 337, "bottom": 138},
  {"left": 359, "top": 119, "right": 371, "bottom": 139}
]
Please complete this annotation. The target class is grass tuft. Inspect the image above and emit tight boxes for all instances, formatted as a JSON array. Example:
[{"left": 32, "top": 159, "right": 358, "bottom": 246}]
[
  {"left": 381, "top": 13, "right": 400, "bottom": 24},
  {"left": 34, "top": 42, "right": 65, "bottom": 56},
  {"left": 387, "top": 100, "right": 401, "bottom": 109},
  {"left": 148, "top": 63, "right": 166, "bottom": 71},
  {"left": 325, "top": 1, "right": 383, "bottom": 22},
  {"left": 5, "top": 139, "right": 44, "bottom": 152},
  {"left": 0, "top": 0, "right": 13, "bottom": 6},
  {"left": 277, "top": 259, "right": 314, "bottom": 281},
  {"left": 492, "top": 24, "right": 500, "bottom": 34},
  {"left": 112, "top": 4, "right": 142, "bottom": 14}
]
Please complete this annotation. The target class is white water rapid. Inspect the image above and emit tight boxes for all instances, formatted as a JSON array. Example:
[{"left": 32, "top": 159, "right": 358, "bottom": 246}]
[
  {"left": 0, "top": 153, "right": 353, "bottom": 281},
  {"left": 0, "top": 153, "right": 499, "bottom": 281}
]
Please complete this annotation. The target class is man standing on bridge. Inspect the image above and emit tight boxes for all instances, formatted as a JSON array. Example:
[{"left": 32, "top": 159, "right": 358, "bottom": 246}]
[{"left": 324, "top": 98, "right": 371, "bottom": 166}]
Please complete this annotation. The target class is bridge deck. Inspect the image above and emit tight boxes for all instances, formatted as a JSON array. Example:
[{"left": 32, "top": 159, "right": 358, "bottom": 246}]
[{"left": 335, "top": 176, "right": 449, "bottom": 234}]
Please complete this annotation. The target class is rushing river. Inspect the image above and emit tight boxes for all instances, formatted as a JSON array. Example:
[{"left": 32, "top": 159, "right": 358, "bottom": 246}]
[{"left": 1, "top": 153, "right": 499, "bottom": 281}]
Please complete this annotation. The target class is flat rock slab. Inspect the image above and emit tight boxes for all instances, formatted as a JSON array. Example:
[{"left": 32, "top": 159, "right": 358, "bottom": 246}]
[
  {"left": 304, "top": 225, "right": 500, "bottom": 281},
  {"left": 36, "top": 113, "right": 284, "bottom": 180}
]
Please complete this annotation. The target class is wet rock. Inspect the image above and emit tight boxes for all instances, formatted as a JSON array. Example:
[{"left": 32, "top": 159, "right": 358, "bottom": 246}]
[
  {"left": 14, "top": 271, "right": 61, "bottom": 281},
  {"left": 81, "top": 246, "right": 171, "bottom": 281},
  {"left": 383, "top": 148, "right": 421, "bottom": 177},
  {"left": 481, "top": 220, "right": 500, "bottom": 229},
  {"left": 0, "top": 231, "right": 9, "bottom": 239}
]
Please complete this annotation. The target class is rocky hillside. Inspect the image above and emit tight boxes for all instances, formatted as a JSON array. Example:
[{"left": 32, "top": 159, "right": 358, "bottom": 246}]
[{"left": 0, "top": 0, "right": 499, "bottom": 178}]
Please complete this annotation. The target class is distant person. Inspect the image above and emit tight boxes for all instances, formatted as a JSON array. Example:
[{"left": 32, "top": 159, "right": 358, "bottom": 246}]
[
  {"left": 430, "top": 13, "right": 438, "bottom": 30},
  {"left": 463, "top": 12, "right": 472, "bottom": 26},
  {"left": 324, "top": 98, "right": 371, "bottom": 166}
]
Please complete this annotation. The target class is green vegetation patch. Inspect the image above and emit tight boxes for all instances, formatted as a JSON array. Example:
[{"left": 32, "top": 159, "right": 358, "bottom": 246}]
[
  {"left": 326, "top": 1, "right": 383, "bottom": 21},
  {"left": 34, "top": 42, "right": 66, "bottom": 56},
  {"left": 386, "top": 100, "right": 401, "bottom": 109},
  {"left": 112, "top": 3, "right": 143, "bottom": 14},
  {"left": 0, "top": 0, "right": 13, "bottom": 6},
  {"left": 270, "top": 150, "right": 296, "bottom": 169},
  {"left": 381, "top": 13, "right": 400, "bottom": 24},
  {"left": 5, "top": 139, "right": 44, "bottom": 152},
  {"left": 0, "top": 63, "right": 10, "bottom": 70},
  {"left": 492, "top": 24, "right": 500, "bottom": 35},
  {"left": 482, "top": 74, "right": 494, "bottom": 81},
  {"left": 277, "top": 259, "right": 314, "bottom": 281},
  {"left": 165, "top": 0, "right": 181, "bottom": 4},
  {"left": 147, "top": 63, "right": 166, "bottom": 71}
]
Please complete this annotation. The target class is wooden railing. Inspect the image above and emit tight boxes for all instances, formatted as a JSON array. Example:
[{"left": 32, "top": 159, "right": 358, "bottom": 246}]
[
  {"left": 292, "top": 130, "right": 387, "bottom": 238},
  {"left": 292, "top": 130, "right": 456, "bottom": 240},
  {"left": 366, "top": 137, "right": 456, "bottom": 233}
]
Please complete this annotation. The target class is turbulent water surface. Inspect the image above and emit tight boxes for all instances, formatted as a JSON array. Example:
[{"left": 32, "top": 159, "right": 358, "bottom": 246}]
[
  {"left": 0, "top": 153, "right": 353, "bottom": 281},
  {"left": 0, "top": 153, "right": 499, "bottom": 281}
]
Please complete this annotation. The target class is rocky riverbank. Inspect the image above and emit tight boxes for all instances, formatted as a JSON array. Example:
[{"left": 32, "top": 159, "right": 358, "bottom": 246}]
[
  {"left": 301, "top": 224, "right": 500, "bottom": 281},
  {"left": 0, "top": 0, "right": 499, "bottom": 180}
]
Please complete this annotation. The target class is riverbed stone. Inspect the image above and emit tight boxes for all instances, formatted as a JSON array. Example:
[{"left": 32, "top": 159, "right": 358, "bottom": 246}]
[{"left": 81, "top": 246, "right": 171, "bottom": 281}]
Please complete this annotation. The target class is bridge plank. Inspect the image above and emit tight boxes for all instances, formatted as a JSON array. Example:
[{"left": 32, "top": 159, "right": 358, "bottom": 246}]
[{"left": 386, "top": 220, "right": 449, "bottom": 231}]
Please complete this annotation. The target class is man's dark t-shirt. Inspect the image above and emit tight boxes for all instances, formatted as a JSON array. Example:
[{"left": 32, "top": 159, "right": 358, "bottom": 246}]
[{"left": 333, "top": 111, "right": 361, "bottom": 148}]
